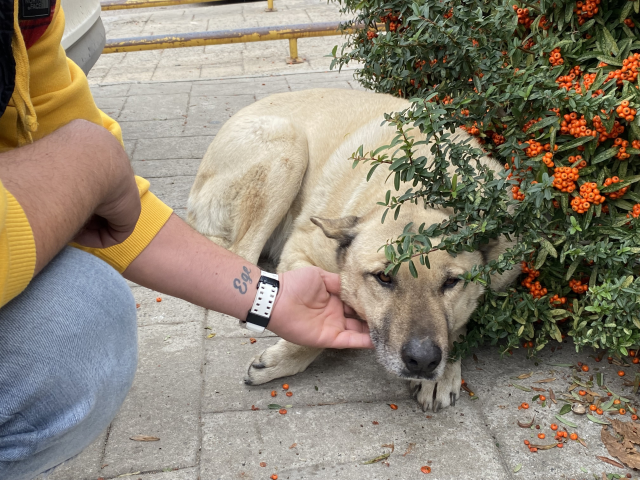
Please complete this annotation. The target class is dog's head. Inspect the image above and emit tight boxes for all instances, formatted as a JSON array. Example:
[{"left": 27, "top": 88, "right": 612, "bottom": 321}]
[{"left": 311, "top": 205, "right": 519, "bottom": 382}]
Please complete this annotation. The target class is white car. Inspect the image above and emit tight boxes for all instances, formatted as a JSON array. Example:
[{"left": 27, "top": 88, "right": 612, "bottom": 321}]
[{"left": 61, "top": 0, "right": 105, "bottom": 74}]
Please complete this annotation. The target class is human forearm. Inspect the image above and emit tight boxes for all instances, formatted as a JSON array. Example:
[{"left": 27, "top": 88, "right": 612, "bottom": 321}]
[
  {"left": 123, "top": 214, "right": 373, "bottom": 349},
  {"left": 122, "top": 214, "right": 255, "bottom": 319},
  {"left": 0, "top": 120, "right": 139, "bottom": 274}
]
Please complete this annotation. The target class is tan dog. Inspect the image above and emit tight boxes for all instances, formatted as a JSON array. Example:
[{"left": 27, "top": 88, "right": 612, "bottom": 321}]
[{"left": 187, "top": 89, "right": 519, "bottom": 412}]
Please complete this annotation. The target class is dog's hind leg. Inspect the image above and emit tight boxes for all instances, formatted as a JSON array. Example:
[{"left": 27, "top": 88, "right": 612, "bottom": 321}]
[
  {"left": 187, "top": 115, "right": 309, "bottom": 265},
  {"left": 245, "top": 339, "right": 323, "bottom": 386}
]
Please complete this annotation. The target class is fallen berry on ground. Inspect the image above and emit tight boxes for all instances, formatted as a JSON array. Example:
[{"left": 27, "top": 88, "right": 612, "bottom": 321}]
[
  {"left": 271, "top": 391, "right": 277, "bottom": 397},
  {"left": 421, "top": 466, "right": 431, "bottom": 474},
  {"left": 279, "top": 408, "right": 287, "bottom": 415},
  {"left": 538, "top": 433, "right": 545, "bottom": 439},
  {"left": 597, "top": 408, "right": 604, "bottom": 415},
  {"left": 282, "top": 384, "right": 289, "bottom": 390},
  {"left": 570, "top": 433, "right": 578, "bottom": 440},
  {"left": 550, "top": 424, "right": 558, "bottom": 430},
  {"left": 578, "top": 390, "right": 586, "bottom": 396},
  {"left": 260, "top": 462, "right": 267, "bottom": 467},
  {"left": 589, "top": 405, "right": 597, "bottom": 411},
  {"left": 581, "top": 365, "right": 589, "bottom": 372},
  {"left": 390, "top": 404, "right": 398, "bottom": 410},
  {"left": 521, "top": 403, "right": 529, "bottom": 409},
  {"left": 619, "top": 370, "right": 626, "bottom": 377},
  {"left": 286, "top": 392, "right": 293, "bottom": 397},
  {"left": 156, "top": 297, "right": 162, "bottom": 302}
]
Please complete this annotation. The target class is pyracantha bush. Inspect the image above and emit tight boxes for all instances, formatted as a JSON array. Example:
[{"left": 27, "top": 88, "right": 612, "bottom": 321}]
[{"left": 330, "top": 0, "right": 640, "bottom": 358}]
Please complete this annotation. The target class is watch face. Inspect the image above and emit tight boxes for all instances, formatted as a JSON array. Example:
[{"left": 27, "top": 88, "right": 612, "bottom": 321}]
[{"left": 19, "top": 0, "right": 51, "bottom": 19}]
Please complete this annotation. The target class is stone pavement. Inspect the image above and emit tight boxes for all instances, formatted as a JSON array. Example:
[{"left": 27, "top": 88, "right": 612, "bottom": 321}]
[
  {"left": 37, "top": 69, "right": 640, "bottom": 480},
  {"left": 89, "top": 0, "right": 352, "bottom": 84}
]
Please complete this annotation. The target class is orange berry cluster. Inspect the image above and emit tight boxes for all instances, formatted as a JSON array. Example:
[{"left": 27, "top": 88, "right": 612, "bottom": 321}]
[
  {"left": 603, "top": 176, "right": 629, "bottom": 199},
  {"left": 443, "top": 8, "right": 453, "bottom": 19},
  {"left": 560, "top": 113, "right": 596, "bottom": 139},
  {"left": 614, "top": 138, "right": 631, "bottom": 160},
  {"left": 569, "top": 279, "right": 588, "bottom": 294},
  {"left": 549, "top": 294, "right": 567, "bottom": 305},
  {"left": 460, "top": 108, "right": 469, "bottom": 116},
  {"left": 568, "top": 155, "right": 588, "bottom": 169},
  {"left": 380, "top": 11, "right": 402, "bottom": 32},
  {"left": 578, "top": 182, "right": 605, "bottom": 205},
  {"left": 367, "top": 31, "right": 378, "bottom": 40},
  {"left": 624, "top": 18, "right": 635, "bottom": 28},
  {"left": 633, "top": 140, "right": 640, "bottom": 149},
  {"left": 522, "top": 117, "right": 542, "bottom": 134},
  {"left": 549, "top": 48, "right": 563, "bottom": 67},
  {"left": 616, "top": 100, "right": 636, "bottom": 123},
  {"left": 461, "top": 121, "right": 481, "bottom": 136},
  {"left": 521, "top": 262, "right": 547, "bottom": 298},
  {"left": 592, "top": 115, "right": 625, "bottom": 144},
  {"left": 513, "top": 5, "right": 533, "bottom": 28},
  {"left": 552, "top": 166, "right": 579, "bottom": 193},
  {"left": 512, "top": 185, "right": 525, "bottom": 201},
  {"left": 574, "top": 0, "right": 600, "bottom": 25},
  {"left": 605, "top": 53, "right": 640, "bottom": 86},
  {"left": 492, "top": 133, "right": 505, "bottom": 145},
  {"left": 543, "top": 152, "right": 554, "bottom": 167},
  {"left": 628, "top": 204, "right": 640, "bottom": 219}
]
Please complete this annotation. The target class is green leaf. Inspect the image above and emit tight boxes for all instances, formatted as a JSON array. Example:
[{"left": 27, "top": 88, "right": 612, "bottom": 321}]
[
  {"left": 593, "top": 148, "right": 620, "bottom": 165},
  {"left": 539, "top": 238, "right": 558, "bottom": 258},
  {"left": 587, "top": 414, "right": 610, "bottom": 425},
  {"left": 555, "top": 414, "right": 578, "bottom": 428},
  {"left": 596, "top": 55, "right": 623, "bottom": 67},
  {"left": 558, "top": 403, "right": 572, "bottom": 415},
  {"left": 513, "top": 464, "right": 522, "bottom": 473},
  {"left": 512, "top": 383, "right": 531, "bottom": 392},
  {"left": 409, "top": 259, "right": 418, "bottom": 278},
  {"left": 557, "top": 136, "right": 595, "bottom": 152},
  {"left": 602, "top": 26, "right": 620, "bottom": 55},
  {"left": 601, "top": 175, "right": 640, "bottom": 193},
  {"left": 526, "top": 116, "right": 560, "bottom": 134},
  {"left": 621, "top": 1, "right": 634, "bottom": 22},
  {"left": 268, "top": 404, "right": 282, "bottom": 409}
]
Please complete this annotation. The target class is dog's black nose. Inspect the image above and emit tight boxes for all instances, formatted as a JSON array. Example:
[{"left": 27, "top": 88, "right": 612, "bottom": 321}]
[{"left": 401, "top": 338, "right": 442, "bottom": 377}]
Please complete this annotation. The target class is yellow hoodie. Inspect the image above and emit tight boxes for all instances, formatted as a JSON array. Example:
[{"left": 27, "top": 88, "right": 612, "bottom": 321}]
[{"left": 0, "top": 3, "right": 173, "bottom": 308}]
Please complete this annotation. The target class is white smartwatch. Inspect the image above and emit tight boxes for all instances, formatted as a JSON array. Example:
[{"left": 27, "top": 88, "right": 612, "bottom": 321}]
[{"left": 243, "top": 271, "right": 279, "bottom": 333}]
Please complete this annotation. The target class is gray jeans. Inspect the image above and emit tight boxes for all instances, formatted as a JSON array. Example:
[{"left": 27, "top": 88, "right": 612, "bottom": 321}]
[{"left": 0, "top": 247, "right": 138, "bottom": 480}]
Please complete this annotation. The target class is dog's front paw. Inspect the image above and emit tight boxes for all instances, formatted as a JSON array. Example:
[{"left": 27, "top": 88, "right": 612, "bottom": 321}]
[
  {"left": 245, "top": 340, "right": 321, "bottom": 385},
  {"left": 410, "top": 360, "right": 462, "bottom": 412}
]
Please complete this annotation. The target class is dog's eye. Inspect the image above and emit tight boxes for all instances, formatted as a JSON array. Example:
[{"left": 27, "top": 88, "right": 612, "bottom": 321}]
[
  {"left": 442, "top": 277, "right": 460, "bottom": 290},
  {"left": 376, "top": 272, "right": 392, "bottom": 284}
]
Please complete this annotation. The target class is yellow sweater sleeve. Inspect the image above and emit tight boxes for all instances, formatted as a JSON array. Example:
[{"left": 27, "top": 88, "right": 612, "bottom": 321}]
[
  {"left": 0, "top": 5, "right": 173, "bottom": 275},
  {"left": 0, "top": 179, "right": 36, "bottom": 308}
]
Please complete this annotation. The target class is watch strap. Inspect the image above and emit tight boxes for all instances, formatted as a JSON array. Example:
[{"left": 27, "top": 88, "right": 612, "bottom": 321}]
[{"left": 245, "top": 271, "right": 279, "bottom": 332}]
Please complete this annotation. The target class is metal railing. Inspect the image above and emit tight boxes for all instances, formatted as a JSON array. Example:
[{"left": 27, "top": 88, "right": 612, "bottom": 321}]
[
  {"left": 103, "top": 21, "right": 369, "bottom": 63},
  {"left": 101, "top": 0, "right": 276, "bottom": 11}
]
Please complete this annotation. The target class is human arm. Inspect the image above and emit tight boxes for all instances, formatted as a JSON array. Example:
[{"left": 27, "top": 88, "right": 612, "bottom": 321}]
[
  {"left": 0, "top": 120, "right": 140, "bottom": 276},
  {"left": 123, "top": 214, "right": 373, "bottom": 349}
]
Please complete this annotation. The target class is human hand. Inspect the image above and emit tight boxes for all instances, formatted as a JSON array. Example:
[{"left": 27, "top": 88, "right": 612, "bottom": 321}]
[
  {"left": 72, "top": 130, "right": 141, "bottom": 249},
  {"left": 268, "top": 266, "right": 373, "bottom": 349}
]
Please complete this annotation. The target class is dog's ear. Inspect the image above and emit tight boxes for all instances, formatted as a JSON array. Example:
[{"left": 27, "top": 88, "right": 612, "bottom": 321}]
[
  {"left": 310, "top": 216, "right": 360, "bottom": 250},
  {"left": 478, "top": 237, "right": 522, "bottom": 291}
]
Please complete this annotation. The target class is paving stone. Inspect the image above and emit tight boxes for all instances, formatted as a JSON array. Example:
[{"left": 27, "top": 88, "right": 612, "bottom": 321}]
[
  {"left": 90, "top": 83, "right": 130, "bottom": 98},
  {"left": 202, "top": 336, "right": 415, "bottom": 413},
  {"left": 191, "top": 76, "right": 289, "bottom": 96},
  {"left": 133, "top": 135, "right": 214, "bottom": 160},
  {"left": 200, "top": 400, "right": 509, "bottom": 480},
  {"left": 119, "top": 50, "right": 164, "bottom": 67},
  {"left": 205, "top": 310, "right": 278, "bottom": 339},
  {"left": 132, "top": 287, "right": 206, "bottom": 327},
  {"left": 94, "top": 96, "right": 127, "bottom": 120},
  {"left": 132, "top": 467, "right": 199, "bottom": 480},
  {"left": 183, "top": 95, "right": 255, "bottom": 136},
  {"left": 86, "top": 65, "right": 110, "bottom": 84},
  {"left": 200, "top": 63, "right": 245, "bottom": 80},
  {"left": 43, "top": 430, "right": 107, "bottom": 480},
  {"left": 120, "top": 119, "right": 187, "bottom": 140},
  {"left": 132, "top": 158, "right": 202, "bottom": 178},
  {"left": 460, "top": 346, "right": 637, "bottom": 479},
  {"left": 146, "top": 175, "right": 196, "bottom": 210},
  {"left": 152, "top": 66, "right": 203, "bottom": 82},
  {"left": 125, "top": 139, "right": 137, "bottom": 159},
  {"left": 100, "top": 322, "right": 202, "bottom": 478},
  {"left": 127, "top": 82, "right": 193, "bottom": 96},
  {"left": 287, "top": 80, "right": 352, "bottom": 91},
  {"left": 120, "top": 93, "right": 189, "bottom": 122},
  {"left": 102, "top": 65, "right": 156, "bottom": 83}
]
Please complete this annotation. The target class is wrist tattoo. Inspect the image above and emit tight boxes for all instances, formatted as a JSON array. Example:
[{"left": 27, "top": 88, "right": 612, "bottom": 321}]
[{"left": 233, "top": 266, "right": 252, "bottom": 294}]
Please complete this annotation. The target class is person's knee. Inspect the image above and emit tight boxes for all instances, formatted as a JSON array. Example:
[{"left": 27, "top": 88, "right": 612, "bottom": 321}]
[{"left": 0, "top": 247, "right": 138, "bottom": 465}]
